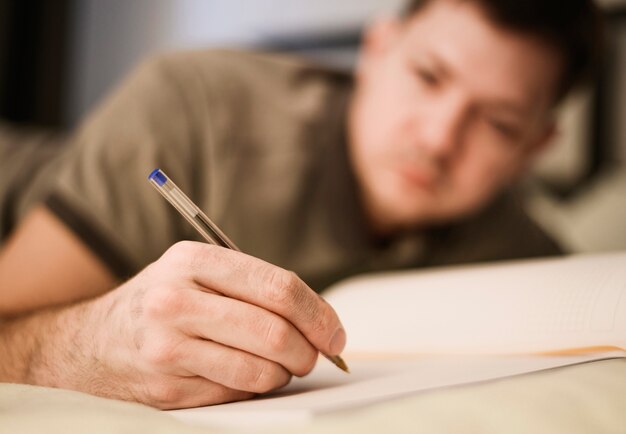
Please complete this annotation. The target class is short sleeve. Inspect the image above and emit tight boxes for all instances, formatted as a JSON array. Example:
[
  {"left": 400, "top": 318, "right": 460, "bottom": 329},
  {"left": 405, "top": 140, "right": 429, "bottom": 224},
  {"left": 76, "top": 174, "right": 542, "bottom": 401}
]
[{"left": 44, "top": 54, "right": 209, "bottom": 278}]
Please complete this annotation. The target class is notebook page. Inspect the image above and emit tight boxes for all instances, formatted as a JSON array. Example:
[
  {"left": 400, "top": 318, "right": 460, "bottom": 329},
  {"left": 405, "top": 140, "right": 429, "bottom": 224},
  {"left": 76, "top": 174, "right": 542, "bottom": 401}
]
[{"left": 324, "top": 252, "right": 626, "bottom": 354}]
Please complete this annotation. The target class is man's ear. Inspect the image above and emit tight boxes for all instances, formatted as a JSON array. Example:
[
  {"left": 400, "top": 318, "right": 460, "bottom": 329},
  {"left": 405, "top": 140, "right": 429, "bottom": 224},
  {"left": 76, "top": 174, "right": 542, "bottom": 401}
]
[{"left": 356, "top": 17, "right": 402, "bottom": 76}]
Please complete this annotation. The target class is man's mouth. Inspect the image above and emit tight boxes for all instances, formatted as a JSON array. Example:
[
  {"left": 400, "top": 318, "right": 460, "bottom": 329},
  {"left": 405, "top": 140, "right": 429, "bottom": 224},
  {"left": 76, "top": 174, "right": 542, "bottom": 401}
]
[{"left": 396, "top": 162, "right": 439, "bottom": 192}]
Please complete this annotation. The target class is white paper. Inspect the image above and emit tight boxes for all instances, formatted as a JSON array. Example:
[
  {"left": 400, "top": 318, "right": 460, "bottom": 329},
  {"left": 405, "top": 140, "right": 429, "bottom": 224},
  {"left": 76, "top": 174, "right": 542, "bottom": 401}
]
[
  {"left": 168, "top": 352, "right": 624, "bottom": 430},
  {"left": 167, "top": 252, "right": 626, "bottom": 430}
]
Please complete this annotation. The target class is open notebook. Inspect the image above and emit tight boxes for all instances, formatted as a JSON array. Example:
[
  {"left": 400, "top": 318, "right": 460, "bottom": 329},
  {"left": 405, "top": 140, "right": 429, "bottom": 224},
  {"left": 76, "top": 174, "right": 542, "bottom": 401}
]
[{"left": 168, "top": 251, "right": 626, "bottom": 430}]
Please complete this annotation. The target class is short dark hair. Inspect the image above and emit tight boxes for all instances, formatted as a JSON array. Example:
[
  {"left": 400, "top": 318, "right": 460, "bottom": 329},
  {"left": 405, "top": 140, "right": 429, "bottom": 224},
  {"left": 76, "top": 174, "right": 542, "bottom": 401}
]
[{"left": 403, "top": 0, "right": 604, "bottom": 104}]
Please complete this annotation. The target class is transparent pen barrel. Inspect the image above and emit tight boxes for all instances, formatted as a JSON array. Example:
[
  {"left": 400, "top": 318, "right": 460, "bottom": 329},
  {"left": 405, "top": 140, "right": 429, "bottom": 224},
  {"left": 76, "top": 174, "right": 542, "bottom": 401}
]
[{"left": 149, "top": 177, "right": 240, "bottom": 251}]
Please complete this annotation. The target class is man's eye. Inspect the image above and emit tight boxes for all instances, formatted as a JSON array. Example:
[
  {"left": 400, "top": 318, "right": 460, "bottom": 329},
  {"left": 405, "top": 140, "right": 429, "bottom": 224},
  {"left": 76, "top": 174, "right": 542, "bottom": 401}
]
[
  {"left": 415, "top": 67, "right": 439, "bottom": 86},
  {"left": 488, "top": 118, "right": 520, "bottom": 139}
]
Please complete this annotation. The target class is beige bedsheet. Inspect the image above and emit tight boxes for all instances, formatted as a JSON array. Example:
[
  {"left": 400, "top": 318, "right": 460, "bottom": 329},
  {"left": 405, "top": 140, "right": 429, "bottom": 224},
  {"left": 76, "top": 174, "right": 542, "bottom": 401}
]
[{"left": 1, "top": 359, "right": 625, "bottom": 434}]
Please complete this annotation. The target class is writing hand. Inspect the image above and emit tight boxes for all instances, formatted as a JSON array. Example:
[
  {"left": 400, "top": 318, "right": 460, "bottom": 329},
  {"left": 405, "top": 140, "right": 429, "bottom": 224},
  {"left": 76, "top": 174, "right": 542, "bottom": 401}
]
[{"left": 80, "top": 241, "right": 346, "bottom": 409}]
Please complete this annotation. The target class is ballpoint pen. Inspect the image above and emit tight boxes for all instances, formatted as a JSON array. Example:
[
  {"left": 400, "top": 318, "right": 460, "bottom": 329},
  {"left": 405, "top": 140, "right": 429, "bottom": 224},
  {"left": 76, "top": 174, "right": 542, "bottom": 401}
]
[{"left": 148, "top": 168, "right": 349, "bottom": 373}]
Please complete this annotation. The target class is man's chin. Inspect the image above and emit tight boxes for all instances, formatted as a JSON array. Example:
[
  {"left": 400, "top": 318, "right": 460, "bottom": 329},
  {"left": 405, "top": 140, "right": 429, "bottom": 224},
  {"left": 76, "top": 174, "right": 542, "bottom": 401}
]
[
  {"left": 362, "top": 175, "right": 455, "bottom": 230},
  {"left": 370, "top": 197, "right": 437, "bottom": 230}
]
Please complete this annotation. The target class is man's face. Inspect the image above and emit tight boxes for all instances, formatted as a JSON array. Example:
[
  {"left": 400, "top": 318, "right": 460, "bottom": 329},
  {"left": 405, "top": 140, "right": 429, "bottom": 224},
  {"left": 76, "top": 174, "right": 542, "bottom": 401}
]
[{"left": 349, "top": 0, "right": 562, "bottom": 233}]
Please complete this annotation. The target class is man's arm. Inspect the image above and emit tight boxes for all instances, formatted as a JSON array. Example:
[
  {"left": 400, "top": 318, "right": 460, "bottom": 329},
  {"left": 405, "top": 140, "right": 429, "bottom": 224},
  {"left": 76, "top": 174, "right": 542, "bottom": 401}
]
[
  {"left": 0, "top": 205, "right": 119, "bottom": 389},
  {"left": 0, "top": 207, "right": 346, "bottom": 409},
  {"left": 0, "top": 206, "right": 118, "bottom": 316},
  {"left": 0, "top": 297, "right": 96, "bottom": 387}
]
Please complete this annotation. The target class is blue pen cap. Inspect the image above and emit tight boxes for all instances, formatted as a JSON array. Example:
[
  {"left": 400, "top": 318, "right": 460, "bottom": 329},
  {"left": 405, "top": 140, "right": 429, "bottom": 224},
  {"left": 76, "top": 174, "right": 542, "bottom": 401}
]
[{"left": 148, "top": 168, "right": 168, "bottom": 186}]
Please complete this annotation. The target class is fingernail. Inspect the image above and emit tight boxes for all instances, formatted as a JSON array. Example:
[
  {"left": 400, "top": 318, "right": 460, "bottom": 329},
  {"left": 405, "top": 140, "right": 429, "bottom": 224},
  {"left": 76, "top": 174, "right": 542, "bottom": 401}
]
[{"left": 329, "top": 327, "right": 346, "bottom": 355}]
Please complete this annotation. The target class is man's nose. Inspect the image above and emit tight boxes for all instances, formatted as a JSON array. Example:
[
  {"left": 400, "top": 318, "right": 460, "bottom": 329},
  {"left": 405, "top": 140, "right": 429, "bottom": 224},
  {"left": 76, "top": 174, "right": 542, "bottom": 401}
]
[{"left": 415, "top": 95, "right": 466, "bottom": 161}]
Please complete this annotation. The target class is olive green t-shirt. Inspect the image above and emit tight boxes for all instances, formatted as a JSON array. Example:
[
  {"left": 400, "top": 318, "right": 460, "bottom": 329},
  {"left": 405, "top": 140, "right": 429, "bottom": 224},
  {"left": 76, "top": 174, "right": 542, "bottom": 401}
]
[{"left": 5, "top": 49, "right": 562, "bottom": 291}]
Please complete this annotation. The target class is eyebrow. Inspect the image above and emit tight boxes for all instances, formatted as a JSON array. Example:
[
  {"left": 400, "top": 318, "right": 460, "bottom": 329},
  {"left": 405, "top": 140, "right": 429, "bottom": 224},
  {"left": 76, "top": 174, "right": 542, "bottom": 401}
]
[
  {"left": 422, "top": 52, "right": 530, "bottom": 117},
  {"left": 416, "top": 51, "right": 532, "bottom": 118}
]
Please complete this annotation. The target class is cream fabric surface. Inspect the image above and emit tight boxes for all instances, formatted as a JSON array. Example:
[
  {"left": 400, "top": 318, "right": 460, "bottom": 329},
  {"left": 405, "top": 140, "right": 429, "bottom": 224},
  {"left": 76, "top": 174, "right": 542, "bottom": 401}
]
[{"left": 1, "top": 359, "right": 624, "bottom": 434}]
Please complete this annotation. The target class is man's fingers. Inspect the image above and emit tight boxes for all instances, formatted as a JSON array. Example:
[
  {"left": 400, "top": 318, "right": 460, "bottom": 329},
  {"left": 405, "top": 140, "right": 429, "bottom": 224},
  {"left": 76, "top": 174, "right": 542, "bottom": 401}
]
[
  {"left": 170, "top": 289, "right": 318, "bottom": 376},
  {"left": 145, "top": 375, "right": 254, "bottom": 410},
  {"left": 177, "top": 338, "right": 292, "bottom": 394},
  {"left": 161, "top": 242, "right": 346, "bottom": 356}
]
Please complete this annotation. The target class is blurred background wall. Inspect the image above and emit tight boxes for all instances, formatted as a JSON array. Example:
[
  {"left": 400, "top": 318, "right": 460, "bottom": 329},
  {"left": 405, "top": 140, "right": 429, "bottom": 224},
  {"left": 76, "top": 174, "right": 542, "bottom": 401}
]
[
  {"left": 0, "top": 0, "right": 624, "bottom": 252},
  {"left": 65, "top": 0, "right": 405, "bottom": 124}
]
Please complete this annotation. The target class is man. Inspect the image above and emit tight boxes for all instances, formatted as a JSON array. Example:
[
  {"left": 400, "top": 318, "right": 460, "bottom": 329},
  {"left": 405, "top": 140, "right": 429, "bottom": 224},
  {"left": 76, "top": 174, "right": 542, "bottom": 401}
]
[{"left": 0, "top": 0, "right": 601, "bottom": 409}]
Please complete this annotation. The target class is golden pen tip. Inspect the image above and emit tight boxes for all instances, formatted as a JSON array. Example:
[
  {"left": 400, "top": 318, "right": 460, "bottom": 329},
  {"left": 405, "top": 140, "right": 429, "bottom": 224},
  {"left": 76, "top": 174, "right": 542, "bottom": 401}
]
[{"left": 326, "top": 354, "right": 350, "bottom": 373}]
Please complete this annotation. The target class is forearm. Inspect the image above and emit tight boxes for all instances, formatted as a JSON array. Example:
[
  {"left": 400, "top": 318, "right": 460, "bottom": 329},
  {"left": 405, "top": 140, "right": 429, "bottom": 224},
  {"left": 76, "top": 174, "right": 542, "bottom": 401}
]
[{"left": 0, "top": 300, "right": 98, "bottom": 389}]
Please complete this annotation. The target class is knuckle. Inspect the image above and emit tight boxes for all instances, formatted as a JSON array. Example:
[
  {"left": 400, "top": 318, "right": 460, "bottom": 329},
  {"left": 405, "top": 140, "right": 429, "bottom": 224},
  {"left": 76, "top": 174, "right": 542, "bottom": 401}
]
[
  {"left": 265, "top": 268, "right": 302, "bottom": 307},
  {"left": 296, "top": 347, "right": 319, "bottom": 377},
  {"left": 143, "top": 286, "right": 184, "bottom": 320},
  {"left": 179, "top": 241, "right": 241, "bottom": 278},
  {"left": 163, "top": 240, "right": 197, "bottom": 265},
  {"left": 188, "top": 243, "right": 225, "bottom": 273},
  {"left": 142, "top": 338, "right": 182, "bottom": 366},
  {"left": 148, "top": 381, "right": 184, "bottom": 408},
  {"left": 249, "top": 362, "right": 287, "bottom": 393},
  {"left": 206, "top": 384, "right": 255, "bottom": 406},
  {"left": 308, "top": 302, "right": 331, "bottom": 334},
  {"left": 263, "top": 319, "right": 292, "bottom": 354},
  {"left": 163, "top": 240, "right": 224, "bottom": 274},
  {"left": 232, "top": 356, "right": 285, "bottom": 394},
  {"left": 227, "top": 354, "right": 254, "bottom": 388}
]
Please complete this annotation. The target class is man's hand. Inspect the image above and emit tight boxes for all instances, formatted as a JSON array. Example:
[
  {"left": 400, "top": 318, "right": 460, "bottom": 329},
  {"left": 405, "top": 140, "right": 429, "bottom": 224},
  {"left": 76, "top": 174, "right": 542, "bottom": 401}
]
[{"left": 29, "top": 241, "right": 346, "bottom": 409}]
